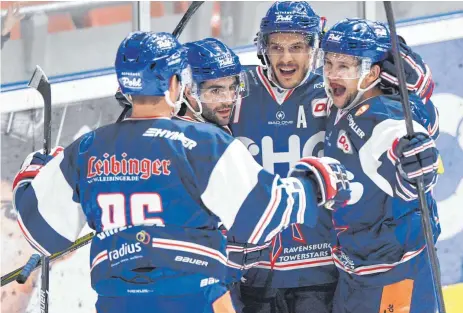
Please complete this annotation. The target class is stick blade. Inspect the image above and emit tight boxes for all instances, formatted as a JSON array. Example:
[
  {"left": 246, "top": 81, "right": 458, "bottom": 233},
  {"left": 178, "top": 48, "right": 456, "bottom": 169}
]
[{"left": 28, "top": 65, "right": 49, "bottom": 90}]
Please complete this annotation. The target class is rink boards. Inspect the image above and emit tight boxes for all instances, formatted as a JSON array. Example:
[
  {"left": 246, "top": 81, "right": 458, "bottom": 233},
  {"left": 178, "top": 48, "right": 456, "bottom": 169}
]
[{"left": 0, "top": 11, "right": 462, "bottom": 313}]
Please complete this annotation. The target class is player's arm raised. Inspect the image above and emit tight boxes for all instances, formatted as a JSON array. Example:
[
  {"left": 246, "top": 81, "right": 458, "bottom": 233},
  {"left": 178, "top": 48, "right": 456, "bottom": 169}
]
[
  {"left": 357, "top": 112, "right": 439, "bottom": 203},
  {"left": 187, "top": 131, "right": 350, "bottom": 246},
  {"left": 12, "top": 143, "right": 87, "bottom": 256}
]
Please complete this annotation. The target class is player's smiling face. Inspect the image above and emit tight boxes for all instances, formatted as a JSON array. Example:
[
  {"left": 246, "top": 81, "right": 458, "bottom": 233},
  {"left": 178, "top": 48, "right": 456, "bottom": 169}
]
[
  {"left": 267, "top": 32, "right": 312, "bottom": 89},
  {"left": 323, "top": 53, "right": 362, "bottom": 109},
  {"left": 199, "top": 76, "right": 239, "bottom": 126}
]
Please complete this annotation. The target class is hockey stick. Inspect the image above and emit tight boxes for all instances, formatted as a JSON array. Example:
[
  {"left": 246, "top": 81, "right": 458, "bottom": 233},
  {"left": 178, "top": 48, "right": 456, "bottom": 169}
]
[
  {"left": 18, "top": 66, "right": 52, "bottom": 313},
  {"left": 116, "top": 1, "right": 205, "bottom": 122},
  {"left": 1, "top": 1, "right": 205, "bottom": 288},
  {"left": 383, "top": 2, "right": 446, "bottom": 313},
  {"left": 1, "top": 232, "right": 94, "bottom": 287}
]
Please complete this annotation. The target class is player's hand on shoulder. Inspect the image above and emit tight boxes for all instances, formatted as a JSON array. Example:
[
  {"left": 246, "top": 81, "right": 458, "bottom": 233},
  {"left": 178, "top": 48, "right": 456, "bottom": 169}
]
[
  {"left": 12, "top": 146, "right": 64, "bottom": 190},
  {"left": 288, "top": 157, "right": 351, "bottom": 210},
  {"left": 380, "top": 36, "right": 434, "bottom": 102},
  {"left": 390, "top": 133, "right": 439, "bottom": 200}
]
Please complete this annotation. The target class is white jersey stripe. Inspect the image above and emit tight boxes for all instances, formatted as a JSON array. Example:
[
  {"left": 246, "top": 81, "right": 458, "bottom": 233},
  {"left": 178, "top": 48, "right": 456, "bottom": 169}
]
[
  {"left": 31, "top": 152, "right": 86, "bottom": 242},
  {"left": 255, "top": 256, "right": 334, "bottom": 270},
  {"left": 201, "top": 139, "right": 263, "bottom": 230},
  {"left": 17, "top": 214, "right": 50, "bottom": 256},
  {"left": 333, "top": 245, "right": 425, "bottom": 275}
]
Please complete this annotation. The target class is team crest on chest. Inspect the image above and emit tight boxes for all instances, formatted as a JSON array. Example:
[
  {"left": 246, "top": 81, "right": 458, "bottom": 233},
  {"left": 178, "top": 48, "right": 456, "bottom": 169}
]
[{"left": 337, "top": 130, "right": 353, "bottom": 154}]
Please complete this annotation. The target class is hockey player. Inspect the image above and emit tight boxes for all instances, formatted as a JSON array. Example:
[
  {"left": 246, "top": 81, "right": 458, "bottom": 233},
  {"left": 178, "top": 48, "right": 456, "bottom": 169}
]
[
  {"left": 12, "top": 31, "right": 351, "bottom": 313},
  {"left": 231, "top": 3, "right": 339, "bottom": 312},
  {"left": 180, "top": 37, "right": 248, "bottom": 130},
  {"left": 180, "top": 37, "right": 254, "bottom": 312},
  {"left": 231, "top": 2, "right": 438, "bottom": 313},
  {"left": 316, "top": 18, "right": 441, "bottom": 313}
]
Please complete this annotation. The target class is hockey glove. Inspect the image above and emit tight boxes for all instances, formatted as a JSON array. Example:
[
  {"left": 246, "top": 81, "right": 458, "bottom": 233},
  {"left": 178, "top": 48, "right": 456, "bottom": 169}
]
[
  {"left": 288, "top": 157, "right": 351, "bottom": 210},
  {"left": 380, "top": 37, "right": 434, "bottom": 103},
  {"left": 390, "top": 133, "right": 439, "bottom": 201},
  {"left": 12, "top": 146, "right": 64, "bottom": 190}
]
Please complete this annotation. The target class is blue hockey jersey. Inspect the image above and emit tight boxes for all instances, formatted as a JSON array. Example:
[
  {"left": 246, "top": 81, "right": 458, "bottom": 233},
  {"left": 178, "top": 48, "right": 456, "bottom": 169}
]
[
  {"left": 13, "top": 116, "right": 321, "bottom": 296},
  {"left": 231, "top": 66, "right": 336, "bottom": 288},
  {"left": 324, "top": 95, "right": 440, "bottom": 284}
]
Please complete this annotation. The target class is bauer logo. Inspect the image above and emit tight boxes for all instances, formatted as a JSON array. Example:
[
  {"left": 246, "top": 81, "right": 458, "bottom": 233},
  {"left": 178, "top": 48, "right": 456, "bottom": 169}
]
[
  {"left": 108, "top": 243, "right": 142, "bottom": 261},
  {"left": 174, "top": 256, "right": 208, "bottom": 267},
  {"left": 276, "top": 15, "right": 293, "bottom": 22},
  {"left": 121, "top": 77, "right": 142, "bottom": 89}
]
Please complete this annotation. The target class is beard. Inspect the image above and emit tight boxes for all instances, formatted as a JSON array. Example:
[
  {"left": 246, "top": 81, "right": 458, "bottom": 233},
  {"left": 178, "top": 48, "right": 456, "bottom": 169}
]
[{"left": 202, "top": 103, "right": 234, "bottom": 126}]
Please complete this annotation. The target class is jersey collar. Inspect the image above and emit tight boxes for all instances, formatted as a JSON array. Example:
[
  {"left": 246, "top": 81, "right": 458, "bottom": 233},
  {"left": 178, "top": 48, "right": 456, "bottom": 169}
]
[
  {"left": 123, "top": 116, "right": 171, "bottom": 121},
  {"left": 175, "top": 115, "right": 202, "bottom": 123},
  {"left": 256, "top": 66, "right": 294, "bottom": 105}
]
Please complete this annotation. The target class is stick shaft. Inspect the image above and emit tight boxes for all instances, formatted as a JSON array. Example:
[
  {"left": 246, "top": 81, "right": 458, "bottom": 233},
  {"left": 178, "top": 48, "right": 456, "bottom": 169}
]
[{"left": 383, "top": 2, "right": 446, "bottom": 312}]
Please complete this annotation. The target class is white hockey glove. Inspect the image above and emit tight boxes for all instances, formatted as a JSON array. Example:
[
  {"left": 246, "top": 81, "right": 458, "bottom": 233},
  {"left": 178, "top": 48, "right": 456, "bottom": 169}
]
[{"left": 12, "top": 146, "right": 64, "bottom": 190}]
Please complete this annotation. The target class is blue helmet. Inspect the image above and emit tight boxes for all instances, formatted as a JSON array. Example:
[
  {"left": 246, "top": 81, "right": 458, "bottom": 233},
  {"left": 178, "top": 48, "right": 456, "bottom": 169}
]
[
  {"left": 183, "top": 38, "right": 248, "bottom": 122},
  {"left": 321, "top": 18, "right": 391, "bottom": 64},
  {"left": 115, "top": 31, "right": 189, "bottom": 97},
  {"left": 259, "top": 1, "right": 321, "bottom": 36},
  {"left": 257, "top": 1, "right": 322, "bottom": 89},
  {"left": 185, "top": 37, "right": 242, "bottom": 84},
  {"left": 317, "top": 19, "right": 392, "bottom": 110}
]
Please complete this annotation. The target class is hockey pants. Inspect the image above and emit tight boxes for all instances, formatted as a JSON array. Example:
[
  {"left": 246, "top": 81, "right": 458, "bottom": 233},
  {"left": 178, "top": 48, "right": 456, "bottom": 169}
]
[
  {"left": 239, "top": 283, "right": 336, "bottom": 313},
  {"left": 332, "top": 252, "right": 438, "bottom": 313}
]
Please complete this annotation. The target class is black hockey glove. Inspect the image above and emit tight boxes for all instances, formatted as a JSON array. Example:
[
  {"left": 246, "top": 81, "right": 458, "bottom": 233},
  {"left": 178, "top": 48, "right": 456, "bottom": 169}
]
[{"left": 390, "top": 132, "right": 439, "bottom": 201}]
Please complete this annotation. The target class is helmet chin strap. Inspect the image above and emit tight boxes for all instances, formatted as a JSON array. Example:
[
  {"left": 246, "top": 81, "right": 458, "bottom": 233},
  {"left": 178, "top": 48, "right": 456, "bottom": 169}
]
[
  {"left": 325, "top": 74, "right": 380, "bottom": 112},
  {"left": 183, "top": 93, "right": 207, "bottom": 123},
  {"left": 165, "top": 82, "right": 186, "bottom": 116},
  {"left": 344, "top": 76, "right": 380, "bottom": 112}
]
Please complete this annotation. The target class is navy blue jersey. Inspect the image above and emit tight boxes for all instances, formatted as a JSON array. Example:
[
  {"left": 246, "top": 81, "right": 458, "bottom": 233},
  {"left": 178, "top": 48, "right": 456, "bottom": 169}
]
[
  {"left": 324, "top": 95, "right": 440, "bottom": 283},
  {"left": 14, "top": 116, "right": 320, "bottom": 296},
  {"left": 231, "top": 66, "right": 337, "bottom": 288}
]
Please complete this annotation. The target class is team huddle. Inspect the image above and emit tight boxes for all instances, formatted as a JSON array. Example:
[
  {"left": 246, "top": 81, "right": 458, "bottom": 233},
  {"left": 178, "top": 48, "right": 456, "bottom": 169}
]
[{"left": 12, "top": 2, "right": 442, "bottom": 313}]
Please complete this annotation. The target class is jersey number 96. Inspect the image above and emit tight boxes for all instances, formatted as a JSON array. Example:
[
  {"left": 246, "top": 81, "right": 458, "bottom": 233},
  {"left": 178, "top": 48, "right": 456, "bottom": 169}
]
[{"left": 97, "top": 192, "right": 164, "bottom": 230}]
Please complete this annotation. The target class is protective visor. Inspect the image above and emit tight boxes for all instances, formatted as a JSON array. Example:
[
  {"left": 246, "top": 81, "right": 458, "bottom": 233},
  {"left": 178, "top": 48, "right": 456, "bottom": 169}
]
[
  {"left": 191, "top": 72, "right": 250, "bottom": 104},
  {"left": 312, "top": 49, "right": 372, "bottom": 80},
  {"left": 260, "top": 32, "right": 318, "bottom": 57}
]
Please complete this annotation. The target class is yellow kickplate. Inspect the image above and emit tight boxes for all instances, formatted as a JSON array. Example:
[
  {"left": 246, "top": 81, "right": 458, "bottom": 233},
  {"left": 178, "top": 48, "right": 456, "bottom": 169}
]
[{"left": 444, "top": 283, "right": 463, "bottom": 313}]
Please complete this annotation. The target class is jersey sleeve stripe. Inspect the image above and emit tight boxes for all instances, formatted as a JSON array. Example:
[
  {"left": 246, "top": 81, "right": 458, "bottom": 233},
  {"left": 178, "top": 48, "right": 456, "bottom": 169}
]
[
  {"left": 359, "top": 119, "right": 428, "bottom": 197},
  {"left": 201, "top": 139, "right": 263, "bottom": 230},
  {"left": 248, "top": 177, "right": 282, "bottom": 244},
  {"left": 16, "top": 215, "right": 50, "bottom": 256},
  {"left": 262, "top": 184, "right": 292, "bottom": 243},
  {"left": 31, "top": 152, "right": 87, "bottom": 242}
]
